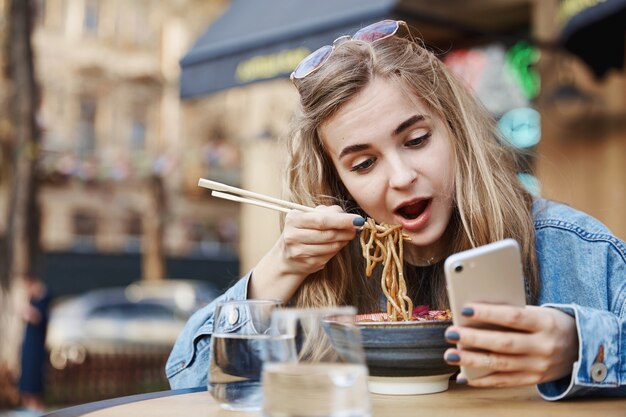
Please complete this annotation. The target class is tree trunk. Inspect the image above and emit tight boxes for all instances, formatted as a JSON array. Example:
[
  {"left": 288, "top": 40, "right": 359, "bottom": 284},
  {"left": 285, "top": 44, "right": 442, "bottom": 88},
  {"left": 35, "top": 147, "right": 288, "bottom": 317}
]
[
  {"left": 0, "top": 0, "right": 42, "bottom": 374},
  {"left": 142, "top": 174, "right": 166, "bottom": 281}
]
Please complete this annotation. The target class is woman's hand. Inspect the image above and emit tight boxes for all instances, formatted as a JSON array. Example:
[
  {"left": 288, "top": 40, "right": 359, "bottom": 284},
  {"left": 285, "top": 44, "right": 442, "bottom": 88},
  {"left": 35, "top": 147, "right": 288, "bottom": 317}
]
[
  {"left": 443, "top": 304, "right": 579, "bottom": 387},
  {"left": 279, "top": 205, "right": 362, "bottom": 276},
  {"left": 22, "top": 305, "right": 42, "bottom": 325},
  {"left": 249, "top": 205, "right": 363, "bottom": 301}
]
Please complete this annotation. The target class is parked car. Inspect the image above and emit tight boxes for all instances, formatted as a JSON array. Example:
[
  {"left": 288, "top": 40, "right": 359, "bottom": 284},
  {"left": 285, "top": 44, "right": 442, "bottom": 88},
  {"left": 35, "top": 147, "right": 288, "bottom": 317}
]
[{"left": 46, "top": 279, "right": 218, "bottom": 370}]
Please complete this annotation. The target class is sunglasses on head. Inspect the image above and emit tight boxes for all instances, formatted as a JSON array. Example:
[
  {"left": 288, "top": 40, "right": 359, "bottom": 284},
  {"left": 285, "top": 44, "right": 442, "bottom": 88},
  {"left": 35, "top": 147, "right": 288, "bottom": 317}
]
[{"left": 290, "top": 19, "right": 412, "bottom": 88}]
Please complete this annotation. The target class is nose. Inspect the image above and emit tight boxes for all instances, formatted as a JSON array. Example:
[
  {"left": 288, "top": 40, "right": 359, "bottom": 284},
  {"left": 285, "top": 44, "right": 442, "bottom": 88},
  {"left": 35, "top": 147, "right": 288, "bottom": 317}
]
[{"left": 387, "top": 156, "right": 417, "bottom": 190}]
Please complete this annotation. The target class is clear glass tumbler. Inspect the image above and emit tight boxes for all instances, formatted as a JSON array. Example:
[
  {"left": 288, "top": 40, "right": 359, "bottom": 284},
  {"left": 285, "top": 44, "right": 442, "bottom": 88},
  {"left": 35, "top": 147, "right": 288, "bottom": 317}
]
[
  {"left": 208, "top": 299, "right": 281, "bottom": 411},
  {"left": 262, "top": 306, "right": 371, "bottom": 417}
]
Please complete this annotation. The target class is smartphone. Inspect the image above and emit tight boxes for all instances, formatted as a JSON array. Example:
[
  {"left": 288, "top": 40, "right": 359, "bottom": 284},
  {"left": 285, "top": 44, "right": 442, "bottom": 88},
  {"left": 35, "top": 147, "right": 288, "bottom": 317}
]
[{"left": 444, "top": 238, "right": 526, "bottom": 380}]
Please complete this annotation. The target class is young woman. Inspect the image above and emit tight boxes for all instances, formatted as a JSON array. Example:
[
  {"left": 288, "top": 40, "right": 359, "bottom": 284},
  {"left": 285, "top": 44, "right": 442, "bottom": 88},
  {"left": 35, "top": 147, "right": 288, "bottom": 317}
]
[{"left": 167, "top": 20, "right": 626, "bottom": 400}]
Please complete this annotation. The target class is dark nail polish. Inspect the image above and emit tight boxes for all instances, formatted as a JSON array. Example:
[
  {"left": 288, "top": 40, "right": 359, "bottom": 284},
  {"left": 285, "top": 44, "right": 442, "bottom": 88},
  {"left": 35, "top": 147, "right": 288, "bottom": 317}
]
[
  {"left": 445, "top": 331, "right": 460, "bottom": 342},
  {"left": 352, "top": 216, "right": 365, "bottom": 226},
  {"left": 445, "top": 353, "right": 460, "bottom": 362},
  {"left": 456, "top": 377, "right": 468, "bottom": 385},
  {"left": 461, "top": 307, "right": 474, "bottom": 317}
]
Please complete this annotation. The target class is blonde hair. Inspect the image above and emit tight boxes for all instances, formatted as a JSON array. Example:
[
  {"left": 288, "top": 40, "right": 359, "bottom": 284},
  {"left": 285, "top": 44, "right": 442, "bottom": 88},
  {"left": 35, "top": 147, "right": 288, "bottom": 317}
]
[{"left": 282, "top": 37, "right": 538, "bottom": 312}]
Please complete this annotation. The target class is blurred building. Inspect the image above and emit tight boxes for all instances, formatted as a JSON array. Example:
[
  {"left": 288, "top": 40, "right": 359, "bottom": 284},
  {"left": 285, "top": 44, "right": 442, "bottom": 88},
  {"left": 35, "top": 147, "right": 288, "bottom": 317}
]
[{"left": 29, "top": 0, "right": 242, "bottom": 265}]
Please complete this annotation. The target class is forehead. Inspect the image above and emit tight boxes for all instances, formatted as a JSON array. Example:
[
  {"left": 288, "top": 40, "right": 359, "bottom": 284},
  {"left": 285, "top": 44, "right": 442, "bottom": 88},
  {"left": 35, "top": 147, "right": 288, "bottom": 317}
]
[{"left": 320, "top": 78, "right": 432, "bottom": 144}]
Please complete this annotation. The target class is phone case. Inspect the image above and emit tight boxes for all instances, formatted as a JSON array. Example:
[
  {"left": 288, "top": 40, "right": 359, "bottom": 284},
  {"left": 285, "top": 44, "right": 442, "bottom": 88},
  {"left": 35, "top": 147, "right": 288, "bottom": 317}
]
[{"left": 444, "top": 238, "right": 526, "bottom": 380}]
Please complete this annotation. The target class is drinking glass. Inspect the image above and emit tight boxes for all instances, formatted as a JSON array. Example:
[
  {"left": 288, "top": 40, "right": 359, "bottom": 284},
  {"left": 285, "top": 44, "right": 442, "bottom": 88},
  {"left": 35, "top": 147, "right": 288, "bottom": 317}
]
[
  {"left": 208, "top": 299, "right": 281, "bottom": 411},
  {"left": 262, "top": 306, "right": 371, "bottom": 417}
]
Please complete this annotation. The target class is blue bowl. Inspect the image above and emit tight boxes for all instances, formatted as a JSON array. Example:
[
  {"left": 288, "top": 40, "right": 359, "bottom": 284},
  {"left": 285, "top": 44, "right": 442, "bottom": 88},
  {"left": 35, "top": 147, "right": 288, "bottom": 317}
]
[{"left": 357, "top": 319, "right": 457, "bottom": 378}]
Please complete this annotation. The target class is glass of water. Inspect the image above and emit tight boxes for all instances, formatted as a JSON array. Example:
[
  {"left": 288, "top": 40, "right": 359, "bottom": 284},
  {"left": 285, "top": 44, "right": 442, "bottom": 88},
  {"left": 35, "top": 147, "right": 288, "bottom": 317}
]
[
  {"left": 208, "top": 299, "right": 281, "bottom": 411},
  {"left": 262, "top": 306, "right": 371, "bottom": 417}
]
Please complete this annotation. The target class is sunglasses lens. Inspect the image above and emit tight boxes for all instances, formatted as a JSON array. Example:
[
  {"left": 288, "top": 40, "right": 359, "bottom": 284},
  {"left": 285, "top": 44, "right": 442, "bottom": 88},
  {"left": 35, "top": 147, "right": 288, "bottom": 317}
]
[
  {"left": 291, "top": 20, "right": 407, "bottom": 87},
  {"left": 353, "top": 20, "right": 399, "bottom": 42},
  {"left": 292, "top": 45, "right": 334, "bottom": 79}
]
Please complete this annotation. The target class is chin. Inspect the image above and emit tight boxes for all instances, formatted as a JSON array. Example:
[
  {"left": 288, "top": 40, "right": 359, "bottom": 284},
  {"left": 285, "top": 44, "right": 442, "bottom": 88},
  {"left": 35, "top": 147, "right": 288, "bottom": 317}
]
[{"left": 403, "top": 226, "right": 447, "bottom": 249}]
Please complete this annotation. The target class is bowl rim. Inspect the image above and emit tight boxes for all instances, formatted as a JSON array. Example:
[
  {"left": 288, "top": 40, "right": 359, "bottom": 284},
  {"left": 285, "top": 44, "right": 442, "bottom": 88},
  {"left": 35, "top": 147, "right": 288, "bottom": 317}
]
[{"left": 356, "top": 318, "right": 452, "bottom": 327}]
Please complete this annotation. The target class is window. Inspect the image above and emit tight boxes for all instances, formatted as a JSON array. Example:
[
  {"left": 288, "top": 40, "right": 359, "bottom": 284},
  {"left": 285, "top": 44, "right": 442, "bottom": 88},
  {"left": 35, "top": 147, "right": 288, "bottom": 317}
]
[
  {"left": 77, "top": 96, "right": 96, "bottom": 156},
  {"left": 72, "top": 211, "right": 98, "bottom": 250},
  {"left": 130, "top": 108, "right": 146, "bottom": 152},
  {"left": 83, "top": 0, "right": 98, "bottom": 34},
  {"left": 125, "top": 213, "right": 142, "bottom": 252}
]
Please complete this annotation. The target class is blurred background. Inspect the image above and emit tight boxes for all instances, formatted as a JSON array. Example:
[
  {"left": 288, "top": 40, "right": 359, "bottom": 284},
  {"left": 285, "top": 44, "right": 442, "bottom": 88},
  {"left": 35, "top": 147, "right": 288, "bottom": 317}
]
[{"left": 0, "top": 0, "right": 624, "bottom": 413}]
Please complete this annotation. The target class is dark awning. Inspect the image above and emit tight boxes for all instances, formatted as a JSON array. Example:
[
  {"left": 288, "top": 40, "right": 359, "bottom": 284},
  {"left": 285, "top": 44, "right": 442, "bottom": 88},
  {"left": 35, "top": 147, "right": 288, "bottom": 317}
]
[
  {"left": 558, "top": 0, "right": 626, "bottom": 79},
  {"left": 180, "top": 0, "right": 397, "bottom": 98},
  {"left": 180, "top": 0, "right": 534, "bottom": 98}
]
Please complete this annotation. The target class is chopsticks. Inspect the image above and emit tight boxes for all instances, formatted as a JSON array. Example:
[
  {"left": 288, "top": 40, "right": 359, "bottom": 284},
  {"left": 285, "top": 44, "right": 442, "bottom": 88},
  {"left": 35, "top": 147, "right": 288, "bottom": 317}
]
[{"left": 198, "top": 178, "right": 315, "bottom": 214}]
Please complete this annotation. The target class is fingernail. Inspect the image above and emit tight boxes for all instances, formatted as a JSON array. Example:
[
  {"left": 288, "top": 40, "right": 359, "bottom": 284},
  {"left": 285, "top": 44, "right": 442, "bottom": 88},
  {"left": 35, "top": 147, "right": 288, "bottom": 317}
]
[
  {"left": 352, "top": 216, "right": 365, "bottom": 226},
  {"left": 456, "top": 376, "right": 467, "bottom": 385},
  {"left": 461, "top": 307, "right": 474, "bottom": 317},
  {"left": 445, "top": 353, "right": 460, "bottom": 363},
  {"left": 445, "top": 330, "right": 460, "bottom": 342}
]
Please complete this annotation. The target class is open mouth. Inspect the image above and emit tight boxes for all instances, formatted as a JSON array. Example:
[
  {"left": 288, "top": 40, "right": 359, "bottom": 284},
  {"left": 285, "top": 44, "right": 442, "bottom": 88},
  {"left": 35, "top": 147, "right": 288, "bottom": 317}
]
[{"left": 395, "top": 199, "right": 431, "bottom": 220}]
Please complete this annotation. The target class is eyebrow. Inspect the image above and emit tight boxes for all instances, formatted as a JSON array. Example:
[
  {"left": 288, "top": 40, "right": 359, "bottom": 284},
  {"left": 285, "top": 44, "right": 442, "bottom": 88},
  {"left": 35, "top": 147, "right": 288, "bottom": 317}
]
[
  {"left": 393, "top": 114, "right": 425, "bottom": 136},
  {"left": 338, "top": 143, "right": 370, "bottom": 160},
  {"left": 337, "top": 114, "right": 426, "bottom": 160}
]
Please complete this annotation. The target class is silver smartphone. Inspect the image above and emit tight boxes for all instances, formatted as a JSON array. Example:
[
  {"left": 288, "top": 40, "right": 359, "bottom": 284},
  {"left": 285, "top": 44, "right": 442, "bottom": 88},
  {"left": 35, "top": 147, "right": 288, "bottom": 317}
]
[{"left": 444, "top": 238, "right": 527, "bottom": 380}]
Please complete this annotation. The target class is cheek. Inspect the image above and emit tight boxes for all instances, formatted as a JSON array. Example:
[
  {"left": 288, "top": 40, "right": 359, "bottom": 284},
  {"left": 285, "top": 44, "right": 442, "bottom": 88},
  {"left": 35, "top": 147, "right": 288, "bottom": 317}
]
[
  {"left": 434, "top": 141, "right": 456, "bottom": 196},
  {"left": 439, "top": 163, "right": 455, "bottom": 197},
  {"left": 342, "top": 177, "right": 384, "bottom": 211},
  {"left": 445, "top": 154, "right": 456, "bottom": 196}
]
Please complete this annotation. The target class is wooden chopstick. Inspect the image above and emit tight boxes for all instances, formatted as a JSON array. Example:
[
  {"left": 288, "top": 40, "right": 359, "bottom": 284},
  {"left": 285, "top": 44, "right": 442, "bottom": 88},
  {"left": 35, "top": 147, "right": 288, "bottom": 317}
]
[
  {"left": 211, "top": 191, "right": 293, "bottom": 213},
  {"left": 198, "top": 178, "right": 315, "bottom": 213}
]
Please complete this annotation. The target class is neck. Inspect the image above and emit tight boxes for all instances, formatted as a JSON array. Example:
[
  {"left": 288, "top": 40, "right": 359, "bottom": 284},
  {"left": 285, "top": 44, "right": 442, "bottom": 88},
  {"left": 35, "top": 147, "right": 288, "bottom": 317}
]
[
  {"left": 403, "top": 222, "right": 455, "bottom": 267},
  {"left": 404, "top": 248, "right": 440, "bottom": 267}
]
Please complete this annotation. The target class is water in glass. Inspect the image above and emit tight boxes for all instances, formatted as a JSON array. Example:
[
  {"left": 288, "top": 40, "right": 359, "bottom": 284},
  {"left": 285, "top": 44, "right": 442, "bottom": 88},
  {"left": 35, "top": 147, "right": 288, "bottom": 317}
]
[
  {"left": 207, "top": 299, "right": 281, "bottom": 411},
  {"left": 208, "top": 333, "right": 268, "bottom": 411},
  {"left": 263, "top": 362, "right": 370, "bottom": 417},
  {"left": 261, "top": 306, "right": 371, "bottom": 417}
]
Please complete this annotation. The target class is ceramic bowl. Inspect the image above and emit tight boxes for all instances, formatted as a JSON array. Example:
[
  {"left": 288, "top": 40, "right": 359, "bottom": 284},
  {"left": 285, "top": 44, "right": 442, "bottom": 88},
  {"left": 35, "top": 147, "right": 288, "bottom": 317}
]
[{"left": 356, "top": 315, "right": 458, "bottom": 395}]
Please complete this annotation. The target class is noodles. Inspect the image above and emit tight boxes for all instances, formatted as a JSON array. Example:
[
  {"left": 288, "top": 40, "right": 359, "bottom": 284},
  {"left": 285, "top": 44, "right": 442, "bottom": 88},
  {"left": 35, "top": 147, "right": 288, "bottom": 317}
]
[{"left": 359, "top": 218, "right": 413, "bottom": 321}]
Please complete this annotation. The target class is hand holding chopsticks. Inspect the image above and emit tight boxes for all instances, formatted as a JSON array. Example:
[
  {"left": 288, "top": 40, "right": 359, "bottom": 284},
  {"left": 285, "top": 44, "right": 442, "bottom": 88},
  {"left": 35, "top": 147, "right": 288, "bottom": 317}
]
[{"left": 198, "top": 178, "right": 315, "bottom": 214}]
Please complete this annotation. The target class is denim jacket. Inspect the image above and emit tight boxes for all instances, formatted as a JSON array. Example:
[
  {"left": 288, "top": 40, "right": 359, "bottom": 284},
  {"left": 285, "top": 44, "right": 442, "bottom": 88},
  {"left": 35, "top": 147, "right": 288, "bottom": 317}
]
[{"left": 166, "top": 198, "right": 626, "bottom": 400}]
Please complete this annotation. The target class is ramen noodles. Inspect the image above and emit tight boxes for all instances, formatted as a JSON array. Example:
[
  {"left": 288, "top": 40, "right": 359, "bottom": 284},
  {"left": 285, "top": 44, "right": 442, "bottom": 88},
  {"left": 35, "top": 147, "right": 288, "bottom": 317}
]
[
  {"left": 360, "top": 218, "right": 412, "bottom": 321},
  {"left": 356, "top": 308, "right": 452, "bottom": 323}
]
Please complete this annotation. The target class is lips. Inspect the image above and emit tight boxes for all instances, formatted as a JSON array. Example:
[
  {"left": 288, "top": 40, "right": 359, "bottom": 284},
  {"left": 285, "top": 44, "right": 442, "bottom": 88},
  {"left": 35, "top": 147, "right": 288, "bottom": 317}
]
[
  {"left": 394, "top": 199, "right": 431, "bottom": 220},
  {"left": 393, "top": 198, "right": 433, "bottom": 231}
]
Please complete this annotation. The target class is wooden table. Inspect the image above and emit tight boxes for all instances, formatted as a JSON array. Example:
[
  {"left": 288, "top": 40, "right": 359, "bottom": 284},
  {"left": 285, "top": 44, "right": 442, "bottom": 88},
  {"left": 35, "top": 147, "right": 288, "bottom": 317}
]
[{"left": 44, "top": 384, "right": 626, "bottom": 417}]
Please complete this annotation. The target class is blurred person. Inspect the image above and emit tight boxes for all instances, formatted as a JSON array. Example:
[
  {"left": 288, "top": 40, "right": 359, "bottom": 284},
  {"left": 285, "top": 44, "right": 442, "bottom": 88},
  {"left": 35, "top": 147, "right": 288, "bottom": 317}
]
[
  {"left": 166, "top": 20, "right": 626, "bottom": 400},
  {"left": 0, "top": 363, "right": 20, "bottom": 410},
  {"left": 18, "top": 274, "right": 50, "bottom": 412}
]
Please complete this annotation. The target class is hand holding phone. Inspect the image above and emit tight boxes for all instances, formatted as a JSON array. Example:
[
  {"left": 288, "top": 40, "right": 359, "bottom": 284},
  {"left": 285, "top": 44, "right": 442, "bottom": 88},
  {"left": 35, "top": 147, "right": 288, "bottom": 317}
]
[{"left": 444, "top": 238, "right": 526, "bottom": 380}]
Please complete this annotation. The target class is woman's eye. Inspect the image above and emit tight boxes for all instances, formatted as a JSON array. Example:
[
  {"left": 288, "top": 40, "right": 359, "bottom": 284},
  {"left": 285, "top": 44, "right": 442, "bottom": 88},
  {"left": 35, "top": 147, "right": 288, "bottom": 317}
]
[
  {"left": 350, "top": 158, "right": 375, "bottom": 172},
  {"left": 406, "top": 133, "right": 431, "bottom": 147}
]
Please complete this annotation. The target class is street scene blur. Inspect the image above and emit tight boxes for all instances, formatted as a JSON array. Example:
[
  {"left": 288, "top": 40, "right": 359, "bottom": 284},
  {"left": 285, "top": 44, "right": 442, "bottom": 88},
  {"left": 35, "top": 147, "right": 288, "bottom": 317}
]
[{"left": 0, "top": 0, "right": 624, "bottom": 414}]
